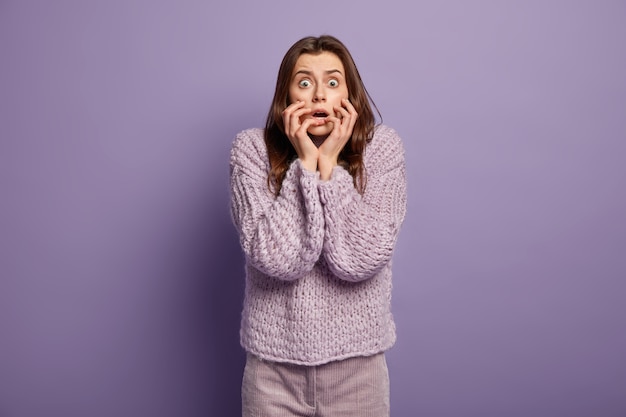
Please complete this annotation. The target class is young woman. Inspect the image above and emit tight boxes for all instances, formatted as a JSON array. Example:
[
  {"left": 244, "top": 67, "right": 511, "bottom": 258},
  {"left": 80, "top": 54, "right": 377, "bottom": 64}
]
[{"left": 230, "top": 35, "right": 407, "bottom": 417}]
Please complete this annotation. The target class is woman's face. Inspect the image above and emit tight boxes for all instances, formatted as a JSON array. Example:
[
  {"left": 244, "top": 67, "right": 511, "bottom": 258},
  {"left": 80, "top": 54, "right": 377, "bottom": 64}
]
[{"left": 288, "top": 51, "right": 349, "bottom": 138}]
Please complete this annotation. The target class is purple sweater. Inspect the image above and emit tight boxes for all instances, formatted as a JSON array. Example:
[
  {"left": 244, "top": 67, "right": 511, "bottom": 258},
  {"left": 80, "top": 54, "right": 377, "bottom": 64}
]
[{"left": 229, "top": 125, "right": 407, "bottom": 365}]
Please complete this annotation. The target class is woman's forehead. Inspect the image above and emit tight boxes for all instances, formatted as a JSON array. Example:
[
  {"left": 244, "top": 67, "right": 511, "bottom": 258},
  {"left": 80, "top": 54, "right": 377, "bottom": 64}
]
[{"left": 293, "top": 52, "right": 344, "bottom": 74}]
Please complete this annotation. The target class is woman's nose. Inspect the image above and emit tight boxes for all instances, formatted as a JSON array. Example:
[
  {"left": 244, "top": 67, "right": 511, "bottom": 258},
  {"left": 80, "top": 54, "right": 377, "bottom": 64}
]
[{"left": 312, "top": 86, "right": 326, "bottom": 102}]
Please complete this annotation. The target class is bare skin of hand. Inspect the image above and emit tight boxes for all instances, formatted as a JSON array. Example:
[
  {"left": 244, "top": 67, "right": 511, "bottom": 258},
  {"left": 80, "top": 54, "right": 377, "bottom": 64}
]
[
  {"left": 282, "top": 101, "right": 322, "bottom": 172},
  {"left": 318, "top": 98, "right": 358, "bottom": 180},
  {"left": 282, "top": 99, "right": 358, "bottom": 180}
]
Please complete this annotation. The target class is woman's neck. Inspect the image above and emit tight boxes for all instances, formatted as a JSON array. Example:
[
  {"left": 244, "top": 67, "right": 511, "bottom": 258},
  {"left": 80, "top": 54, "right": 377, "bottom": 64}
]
[{"left": 309, "top": 134, "right": 329, "bottom": 148}]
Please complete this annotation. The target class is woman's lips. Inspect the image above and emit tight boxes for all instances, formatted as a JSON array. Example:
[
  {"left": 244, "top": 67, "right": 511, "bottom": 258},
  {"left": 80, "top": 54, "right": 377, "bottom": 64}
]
[{"left": 310, "top": 108, "right": 329, "bottom": 118}]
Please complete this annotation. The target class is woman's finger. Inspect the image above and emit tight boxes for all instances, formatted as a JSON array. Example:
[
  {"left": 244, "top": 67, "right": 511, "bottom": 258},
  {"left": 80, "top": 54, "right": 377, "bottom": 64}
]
[
  {"left": 340, "top": 98, "right": 358, "bottom": 134},
  {"left": 342, "top": 98, "right": 358, "bottom": 116},
  {"left": 282, "top": 101, "right": 305, "bottom": 133},
  {"left": 290, "top": 107, "right": 311, "bottom": 130},
  {"left": 284, "top": 104, "right": 312, "bottom": 137}
]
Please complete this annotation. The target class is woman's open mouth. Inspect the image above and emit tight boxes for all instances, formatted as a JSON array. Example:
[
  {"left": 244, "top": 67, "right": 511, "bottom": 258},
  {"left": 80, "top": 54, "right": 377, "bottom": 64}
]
[{"left": 312, "top": 111, "right": 328, "bottom": 119}]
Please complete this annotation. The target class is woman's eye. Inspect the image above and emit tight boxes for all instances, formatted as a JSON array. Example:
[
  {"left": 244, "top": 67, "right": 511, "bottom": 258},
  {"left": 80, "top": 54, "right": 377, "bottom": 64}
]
[
  {"left": 328, "top": 79, "right": 339, "bottom": 87},
  {"left": 299, "top": 80, "right": 311, "bottom": 88}
]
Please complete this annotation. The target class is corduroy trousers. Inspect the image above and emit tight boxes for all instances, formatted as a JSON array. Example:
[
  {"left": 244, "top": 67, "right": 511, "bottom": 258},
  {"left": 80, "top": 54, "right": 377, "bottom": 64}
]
[{"left": 241, "top": 352, "right": 390, "bottom": 417}]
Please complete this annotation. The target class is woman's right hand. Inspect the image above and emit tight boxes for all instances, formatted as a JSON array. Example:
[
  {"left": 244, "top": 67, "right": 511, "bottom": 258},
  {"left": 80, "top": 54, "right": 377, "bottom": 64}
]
[{"left": 282, "top": 101, "right": 320, "bottom": 172}]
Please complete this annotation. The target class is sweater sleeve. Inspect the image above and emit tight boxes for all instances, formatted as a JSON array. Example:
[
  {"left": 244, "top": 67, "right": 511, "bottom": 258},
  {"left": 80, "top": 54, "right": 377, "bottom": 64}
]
[
  {"left": 317, "top": 126, "right": 407, "bottom": 282},
  {"left": 229, "top": 129, "right": 324, "bottom": 280}
]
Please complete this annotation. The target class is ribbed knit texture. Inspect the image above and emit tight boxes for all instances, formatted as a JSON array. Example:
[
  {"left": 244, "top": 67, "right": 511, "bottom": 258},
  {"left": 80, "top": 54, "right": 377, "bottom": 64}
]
[{"left": 229, "top": 125, "right": 407, "bottom": 365}]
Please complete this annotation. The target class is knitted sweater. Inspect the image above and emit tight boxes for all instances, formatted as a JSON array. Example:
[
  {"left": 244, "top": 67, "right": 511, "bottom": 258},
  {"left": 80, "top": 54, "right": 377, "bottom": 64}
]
[{"left": 229, "top": 125, "right": 407, "bottom": 365}]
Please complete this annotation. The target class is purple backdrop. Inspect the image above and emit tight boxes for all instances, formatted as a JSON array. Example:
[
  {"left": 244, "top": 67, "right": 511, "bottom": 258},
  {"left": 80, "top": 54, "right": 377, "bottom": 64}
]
[{"left": 1, "top": 1, "right": 625, "bottom": 416}]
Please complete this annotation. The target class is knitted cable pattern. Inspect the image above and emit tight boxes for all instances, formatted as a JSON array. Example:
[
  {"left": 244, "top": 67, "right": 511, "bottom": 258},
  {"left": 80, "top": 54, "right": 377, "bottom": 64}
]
[{"left": 229, "top": 125, "right": 407, "bottom": 365}]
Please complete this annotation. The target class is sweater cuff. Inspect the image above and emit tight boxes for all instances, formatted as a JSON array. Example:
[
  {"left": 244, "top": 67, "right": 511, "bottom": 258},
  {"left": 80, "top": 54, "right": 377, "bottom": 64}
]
[
  {"left": 282, "top": 159, "right": 322, "bottom": 215},
  {"left": 318, "top": 165, "right": 356, "bottom": 207},
  {"left": 292, "top": 159, "right": 319, "bottom": 197}
]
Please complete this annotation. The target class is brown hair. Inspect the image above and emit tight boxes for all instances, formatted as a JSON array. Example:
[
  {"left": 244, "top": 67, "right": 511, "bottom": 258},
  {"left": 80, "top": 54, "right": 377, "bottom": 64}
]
[{"left": 264, "top": 35, "right": 379, "bottom": 195}]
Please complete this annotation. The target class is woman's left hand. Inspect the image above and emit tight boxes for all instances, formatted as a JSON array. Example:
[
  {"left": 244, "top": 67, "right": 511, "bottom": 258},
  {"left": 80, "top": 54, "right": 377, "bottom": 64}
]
[{"left": 318, "top": 98, "right": 358, "bottom": 180}]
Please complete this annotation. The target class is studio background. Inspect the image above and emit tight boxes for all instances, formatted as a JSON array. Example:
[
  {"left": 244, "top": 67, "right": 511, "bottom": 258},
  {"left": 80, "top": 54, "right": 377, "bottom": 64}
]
[{"left": 1, "top": 1, "right": 625, "bottom": 416}]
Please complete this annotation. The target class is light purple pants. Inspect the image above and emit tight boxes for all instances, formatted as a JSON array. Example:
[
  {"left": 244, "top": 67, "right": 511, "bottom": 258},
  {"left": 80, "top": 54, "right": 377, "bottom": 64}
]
[{"left": 241, "top": 353, "right": 390, "bottom": 417}]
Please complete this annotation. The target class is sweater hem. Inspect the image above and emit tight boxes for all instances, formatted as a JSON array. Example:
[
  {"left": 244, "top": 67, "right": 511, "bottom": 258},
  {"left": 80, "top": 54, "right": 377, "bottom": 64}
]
[{"left": 241, "top": 342, "right": 395, "bottom": 366}]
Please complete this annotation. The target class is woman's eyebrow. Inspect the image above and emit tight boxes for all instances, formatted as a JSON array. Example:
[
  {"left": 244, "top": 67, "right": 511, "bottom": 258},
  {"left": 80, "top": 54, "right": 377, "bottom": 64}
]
[{"left": 293, "top": 69, "right": 344, "bottom": 76}]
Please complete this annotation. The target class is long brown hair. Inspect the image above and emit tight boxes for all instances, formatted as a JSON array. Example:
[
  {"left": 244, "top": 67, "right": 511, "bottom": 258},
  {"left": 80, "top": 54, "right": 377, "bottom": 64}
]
[{"left": 264, "top": 35, "right": 379, "bottom": 195}]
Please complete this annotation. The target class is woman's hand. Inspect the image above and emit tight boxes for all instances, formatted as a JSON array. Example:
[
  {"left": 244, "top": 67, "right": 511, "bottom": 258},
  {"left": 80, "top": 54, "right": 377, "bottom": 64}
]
[
  {"left": 318, "top": 98, "right": 358, "bottom": 180},
  {"left": 282, "top": 101, "right": 321, "bottom": 172}
]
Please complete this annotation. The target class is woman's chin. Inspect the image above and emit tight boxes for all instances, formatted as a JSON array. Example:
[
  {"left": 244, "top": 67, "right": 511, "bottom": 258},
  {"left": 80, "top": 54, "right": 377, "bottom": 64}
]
[{"left": 307, "top": 123, "right": 333, "bottom": 138}]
